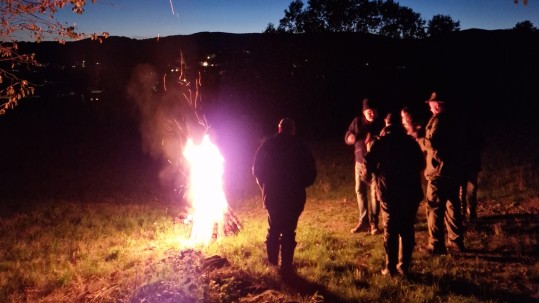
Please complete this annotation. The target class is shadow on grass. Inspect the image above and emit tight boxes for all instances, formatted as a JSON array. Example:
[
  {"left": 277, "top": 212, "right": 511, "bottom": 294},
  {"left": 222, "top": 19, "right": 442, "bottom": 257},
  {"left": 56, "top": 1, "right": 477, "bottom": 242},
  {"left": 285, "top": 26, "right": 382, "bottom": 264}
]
[
  {"left": 407, "top": 271, "right": 538, "bottom": 303},
  {"left": 465, "top": 213, "right": 539, "bottom": 261},
  {"left": 281, "top": 270, "right": 355, "bottom": 303}
]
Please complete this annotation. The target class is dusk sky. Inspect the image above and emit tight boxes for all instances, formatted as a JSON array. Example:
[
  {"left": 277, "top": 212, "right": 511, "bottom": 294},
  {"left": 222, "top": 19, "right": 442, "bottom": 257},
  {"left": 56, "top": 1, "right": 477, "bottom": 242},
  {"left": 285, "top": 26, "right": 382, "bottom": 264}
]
[{"left": 56, "top": 0, "right": 539, "bottom": 39}]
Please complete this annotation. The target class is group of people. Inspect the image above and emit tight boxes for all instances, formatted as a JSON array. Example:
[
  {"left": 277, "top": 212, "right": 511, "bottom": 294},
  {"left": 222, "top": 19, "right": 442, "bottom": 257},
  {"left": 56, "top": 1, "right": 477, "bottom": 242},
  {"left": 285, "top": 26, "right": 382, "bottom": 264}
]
[
  {"left": 251, "top": 89, "right": 483, "bottom": 278},
  {"left": 345, "top": 90, "right": 483, "bottom": 277}
]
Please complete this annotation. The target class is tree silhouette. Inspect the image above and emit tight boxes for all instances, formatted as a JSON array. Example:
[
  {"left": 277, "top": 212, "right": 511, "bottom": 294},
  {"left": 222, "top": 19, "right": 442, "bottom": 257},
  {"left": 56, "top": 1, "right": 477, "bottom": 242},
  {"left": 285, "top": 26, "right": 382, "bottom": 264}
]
[
  {"left": 275, "top": 0, "right": 306, "bottom": 33},
  {"left": 265, "top": 0, "right": 443, "bottom": 39},
  {"left": 513, "top": 20, "right": 537, "bottom": 32},
  {"left": 0, "top": 0, "right": 108, "bottom": 115},
  {"left": 427, "top": 14, "right": 460, "bottom": 37},
  {"left": 377, "top": 0, "right": 425, "bottom": 39}
]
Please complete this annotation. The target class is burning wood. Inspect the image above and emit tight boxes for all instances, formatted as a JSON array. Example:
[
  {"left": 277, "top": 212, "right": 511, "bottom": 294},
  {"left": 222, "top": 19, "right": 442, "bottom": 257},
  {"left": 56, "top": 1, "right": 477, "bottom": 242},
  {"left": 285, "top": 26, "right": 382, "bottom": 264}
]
[
  {"left": 177, "top": 206, "right": 242, "bottom": 241},
  {"left": 180, "top": 134, "right": 242, "bottom": 245},
  {"left": 221, "top": 207, "right": 242, "bottom": 236}
]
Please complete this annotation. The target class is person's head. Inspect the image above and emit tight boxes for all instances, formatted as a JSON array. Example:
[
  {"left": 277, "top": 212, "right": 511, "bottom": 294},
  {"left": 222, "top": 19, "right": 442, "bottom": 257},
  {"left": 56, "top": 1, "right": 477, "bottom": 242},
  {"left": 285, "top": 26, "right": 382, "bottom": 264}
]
[
  {"left": 381, "top": 111, "right": 404, "bottom": 136},
  {"left": 425, "top": 91, "right": 447, "bottom": 115},
  {"left": 400, "top": 106, "right": 414, "bottom": 133},
  {"left": 384, "top": 112, "right": 394, "bottom": 127},
  {"left": 278, "top": 117, "right": 296, "bottom": 135},
  {"left": 362, "top": 98, "right": 377, "bottom": 122}
]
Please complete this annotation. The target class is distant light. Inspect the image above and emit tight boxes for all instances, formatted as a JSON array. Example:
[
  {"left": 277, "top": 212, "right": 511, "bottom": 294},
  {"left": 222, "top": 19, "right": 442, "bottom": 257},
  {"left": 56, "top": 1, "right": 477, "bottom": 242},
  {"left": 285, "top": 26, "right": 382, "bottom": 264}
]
[{"left": 201, "top": 61, "right": 209, "bottom": 67}]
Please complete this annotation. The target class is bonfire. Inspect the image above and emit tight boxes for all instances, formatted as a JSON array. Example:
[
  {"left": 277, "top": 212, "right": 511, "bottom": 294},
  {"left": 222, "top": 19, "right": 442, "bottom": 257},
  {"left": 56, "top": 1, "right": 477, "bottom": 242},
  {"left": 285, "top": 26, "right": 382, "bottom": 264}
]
[
  {"left": 182, "top": 134, "right": 242, "bottom": 245},
  {"left": 160, "top": 55, "right": 242, "bottom": 246}
]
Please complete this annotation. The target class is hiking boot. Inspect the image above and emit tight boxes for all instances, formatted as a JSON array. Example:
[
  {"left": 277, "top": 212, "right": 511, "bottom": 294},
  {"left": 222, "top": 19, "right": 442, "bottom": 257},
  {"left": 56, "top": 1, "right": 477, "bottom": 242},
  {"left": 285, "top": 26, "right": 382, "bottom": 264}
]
[
  {"left": 447, "top": 241, "right": 466, "bottom": 253},
  {"left": 396, "top": 268, "right": 409, "bottom": 279},
  {"left": 426, "top": 245, "right": 447, "bottom": 256},
  {"left": 381, "top": 268, "right": 394, "bottom": 276},
  {"left": 381, "top": 268, "right": 400, "bottom": 278},
  {"left": 370, "top": 224, "right": 380, "bottom": 235},
  {"left": 279, "top": 263, "right": 296, "bottom": 276},
  {"left": 350, "top": 223, "right": 368, "bottom": 233}
]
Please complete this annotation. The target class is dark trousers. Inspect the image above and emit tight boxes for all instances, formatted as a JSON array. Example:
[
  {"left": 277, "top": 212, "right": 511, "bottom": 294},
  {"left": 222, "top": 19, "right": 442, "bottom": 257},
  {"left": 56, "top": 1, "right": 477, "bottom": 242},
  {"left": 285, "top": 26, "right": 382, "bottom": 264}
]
[
  {"left": 381, "top": 202, "right": 418, "bottom": 273},
  {"left": 266, "top": 209, "right": 301, "bottom": 267},
  {"left": 355, "top": 162, "right": 380, "bottom": 227},
  {"left": 426, "top": 177, "right": 464, "bottom": 250},
  {"left": 460, "top": 171, "right": 479, "bottom": 219}
]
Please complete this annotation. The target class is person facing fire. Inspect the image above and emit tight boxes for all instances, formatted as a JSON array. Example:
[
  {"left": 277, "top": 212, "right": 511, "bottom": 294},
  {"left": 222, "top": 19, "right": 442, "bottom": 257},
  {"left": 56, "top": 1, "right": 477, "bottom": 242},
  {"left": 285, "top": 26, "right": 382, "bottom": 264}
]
[
  {"left": 252, "top": 118, "right": 317, "bottom": 273},
  {"left": 362, "top": 111, "right": 426, "bottom": 277},
  {"left": 345, "top": 98, "right": 384, "bottom": 234},
  {"left": 401, "top": 106, "right": 426, "bottom": 140}
]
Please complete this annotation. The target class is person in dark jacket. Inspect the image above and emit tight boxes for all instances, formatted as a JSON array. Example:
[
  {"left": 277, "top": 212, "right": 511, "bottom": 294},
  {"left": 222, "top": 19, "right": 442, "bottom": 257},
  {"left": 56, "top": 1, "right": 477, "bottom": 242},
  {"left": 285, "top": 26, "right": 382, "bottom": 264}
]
[
  {"left": 345, "top": 98, "right": 385, "bottom": 234},
  {"left": 459, "top": 116, "right": 484, "bottom": 222},
  {"left": 363, "top": 112, "right": 426, "bottom": 277},
  {"left": 252, "top": 118, "right": 317, "bottom": 273},
  {"left": 418, "top": 91, "right": 466, "bottom": 255}
]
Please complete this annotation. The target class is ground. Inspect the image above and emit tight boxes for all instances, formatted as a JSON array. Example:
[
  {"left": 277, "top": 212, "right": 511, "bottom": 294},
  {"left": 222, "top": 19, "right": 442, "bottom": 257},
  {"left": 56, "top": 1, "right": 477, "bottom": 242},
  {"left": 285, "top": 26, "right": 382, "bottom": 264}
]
[{"left": 123, "top": 198, "right": 539, "bottom": 303}]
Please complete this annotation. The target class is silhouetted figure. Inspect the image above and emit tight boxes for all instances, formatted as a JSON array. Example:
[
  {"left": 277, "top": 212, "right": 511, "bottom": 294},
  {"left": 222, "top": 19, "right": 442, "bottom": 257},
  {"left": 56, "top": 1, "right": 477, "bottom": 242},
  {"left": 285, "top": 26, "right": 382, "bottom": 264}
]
[
  {"left": 252, "top": 118, "right": 317, "bottom": 273},
  {"left": 460, "top": 114, "right": 484, "bottom": 222},
  {"left": 363, "top": 112, "right": 425, "bottom": 277}
]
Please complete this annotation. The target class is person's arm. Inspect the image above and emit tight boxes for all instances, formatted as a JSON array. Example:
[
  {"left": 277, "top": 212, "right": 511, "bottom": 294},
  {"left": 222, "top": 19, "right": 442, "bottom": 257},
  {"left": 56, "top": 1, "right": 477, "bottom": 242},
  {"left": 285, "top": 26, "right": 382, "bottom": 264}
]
[
  {"left": 252, "top": 142, "right": 269, "bottom": 188},
  {"left": 344, "top": 117, "right": 358, "bottom": 145}
]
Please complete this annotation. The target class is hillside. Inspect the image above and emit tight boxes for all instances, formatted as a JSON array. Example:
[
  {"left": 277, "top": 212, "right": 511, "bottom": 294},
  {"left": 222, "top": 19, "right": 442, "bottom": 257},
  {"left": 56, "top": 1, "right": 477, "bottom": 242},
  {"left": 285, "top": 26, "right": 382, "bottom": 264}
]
[
  {"left": 2, "top": 30, "right": 539, "bottom": 201},
  {"left": 17, "top": 30, "right": 539, "bottom": 130}
]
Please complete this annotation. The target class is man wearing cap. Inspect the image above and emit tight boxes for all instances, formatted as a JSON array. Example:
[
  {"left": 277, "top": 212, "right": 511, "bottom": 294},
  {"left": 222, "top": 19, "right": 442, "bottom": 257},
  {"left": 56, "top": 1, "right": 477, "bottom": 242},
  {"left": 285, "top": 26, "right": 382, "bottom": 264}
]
[
  {"left": 252, "top": 118, "right": 317, "bottom": 273},
  {"left": 419, "top": 91, "right": 466, "bottom": 255},
  {"left": 345, "top": 98, "right": 385, "bottom": 234}
]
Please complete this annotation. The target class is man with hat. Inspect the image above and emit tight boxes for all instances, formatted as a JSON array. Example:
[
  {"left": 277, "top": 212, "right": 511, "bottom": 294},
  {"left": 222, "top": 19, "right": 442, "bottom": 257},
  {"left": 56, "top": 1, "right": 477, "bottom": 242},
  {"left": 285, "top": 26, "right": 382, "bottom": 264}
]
[
  {"left": 419, "top": 91, "right": 466, "bottom": 255},
  {"left": 345, "top": 98, "right": 384, "bottom": 234}
]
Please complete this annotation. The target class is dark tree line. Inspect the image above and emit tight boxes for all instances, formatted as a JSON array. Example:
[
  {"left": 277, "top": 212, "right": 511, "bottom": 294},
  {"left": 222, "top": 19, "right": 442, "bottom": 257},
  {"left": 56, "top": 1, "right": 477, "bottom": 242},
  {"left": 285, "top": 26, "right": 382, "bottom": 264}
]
[
  {"left": 513, "top": 20, "right": 538, "bottom": 32},
  {"left": 263, "top": 0, "right": 460, "bottom": 38}
]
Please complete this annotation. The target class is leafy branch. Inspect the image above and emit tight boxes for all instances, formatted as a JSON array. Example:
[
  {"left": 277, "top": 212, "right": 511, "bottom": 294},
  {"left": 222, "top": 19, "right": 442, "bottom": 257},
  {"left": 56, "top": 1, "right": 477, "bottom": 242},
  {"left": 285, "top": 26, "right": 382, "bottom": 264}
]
[{"left": 0, "top": 0, "right": 109, "bottom": 115}]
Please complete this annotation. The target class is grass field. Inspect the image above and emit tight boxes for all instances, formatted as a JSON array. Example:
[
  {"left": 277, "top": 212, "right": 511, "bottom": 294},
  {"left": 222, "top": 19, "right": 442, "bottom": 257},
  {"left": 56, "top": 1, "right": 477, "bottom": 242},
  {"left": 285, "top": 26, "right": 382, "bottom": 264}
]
[{"left": 1, "top": 122, "right": 538, "bottom": 302}]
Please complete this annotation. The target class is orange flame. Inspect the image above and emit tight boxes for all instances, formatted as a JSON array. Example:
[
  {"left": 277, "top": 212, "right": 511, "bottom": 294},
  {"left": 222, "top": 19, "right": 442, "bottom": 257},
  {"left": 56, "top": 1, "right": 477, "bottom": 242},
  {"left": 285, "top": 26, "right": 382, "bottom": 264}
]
[{"left": 183, "top": 134, "right": 229, "bottom": 245}]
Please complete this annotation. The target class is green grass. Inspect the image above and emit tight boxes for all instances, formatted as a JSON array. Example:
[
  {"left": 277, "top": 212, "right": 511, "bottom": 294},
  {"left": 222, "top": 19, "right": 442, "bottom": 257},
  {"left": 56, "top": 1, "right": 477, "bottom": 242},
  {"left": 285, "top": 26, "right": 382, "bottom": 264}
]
[
  {"left": 1, "top": 133, "right": 538, "bottom": 302},
  {"left": 1, "top": 191, "right": 537, "bottom": 302}
]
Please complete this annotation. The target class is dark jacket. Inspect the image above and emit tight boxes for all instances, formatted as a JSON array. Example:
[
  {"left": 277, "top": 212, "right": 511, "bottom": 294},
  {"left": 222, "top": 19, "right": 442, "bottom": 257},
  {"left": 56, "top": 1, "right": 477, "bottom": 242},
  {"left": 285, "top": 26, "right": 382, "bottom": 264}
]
[
  {"left": 252, "top": 132, "right": 317, "bottom": 213},
  {"left": 463, "top": 118, "right": 484, "bottom": 175},
  {"left": 419, "top": 110, "right": 465, "bottom": 180},
  {"left": 363, "top": 124, "right": 425, "bottom": 211},
  {"left": 345, "top": 116, "right": 384, "bottom": 163}
]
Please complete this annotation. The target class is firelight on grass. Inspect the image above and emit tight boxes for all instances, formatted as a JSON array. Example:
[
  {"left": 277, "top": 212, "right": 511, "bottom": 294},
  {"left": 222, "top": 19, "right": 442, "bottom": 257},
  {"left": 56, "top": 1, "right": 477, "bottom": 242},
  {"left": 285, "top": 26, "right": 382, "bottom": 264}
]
[{"left": 183, "top": 134, "right": 229, "bottom": 245}]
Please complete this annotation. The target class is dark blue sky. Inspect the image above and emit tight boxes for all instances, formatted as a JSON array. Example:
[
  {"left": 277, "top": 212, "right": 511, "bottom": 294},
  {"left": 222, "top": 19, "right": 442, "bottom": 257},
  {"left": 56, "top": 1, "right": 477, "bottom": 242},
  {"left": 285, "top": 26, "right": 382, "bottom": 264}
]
[{"left": 57, "top": 0, "right": 539, "bottom": 39}]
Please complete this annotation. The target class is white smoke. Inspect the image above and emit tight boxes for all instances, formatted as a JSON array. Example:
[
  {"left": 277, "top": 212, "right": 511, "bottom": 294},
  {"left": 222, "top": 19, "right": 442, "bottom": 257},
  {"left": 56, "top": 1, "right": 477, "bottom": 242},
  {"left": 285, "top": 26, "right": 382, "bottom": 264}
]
[{"left": 126, "top": 63, "right": 205, "bottom": 190}]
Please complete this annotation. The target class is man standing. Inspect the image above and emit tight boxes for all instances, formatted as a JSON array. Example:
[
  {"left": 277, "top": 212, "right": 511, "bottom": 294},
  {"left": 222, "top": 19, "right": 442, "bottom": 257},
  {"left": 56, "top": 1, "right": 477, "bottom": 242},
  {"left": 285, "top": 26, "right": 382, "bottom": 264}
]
[
  {"left": 345, "top": 98, "right": 384, "bottom": 234},
  {"left": 460, "top": 116, "right": 484, "bottom": 222},
  {"left": 363, "top": 111, "right": 425, "bottom": 277},
  {"left": 419, "top": 91, "right": 466, "bottom": 255},
  {"left": 252, "top": 118, "right": 317, "bottom": 273}
]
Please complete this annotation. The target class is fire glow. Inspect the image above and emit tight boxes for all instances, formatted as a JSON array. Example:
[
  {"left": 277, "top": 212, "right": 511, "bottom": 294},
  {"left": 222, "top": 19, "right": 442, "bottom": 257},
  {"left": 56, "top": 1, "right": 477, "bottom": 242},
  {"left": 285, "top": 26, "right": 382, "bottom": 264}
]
[{"left": 183, "top": 134, "right": 229, "bottom": 245}]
